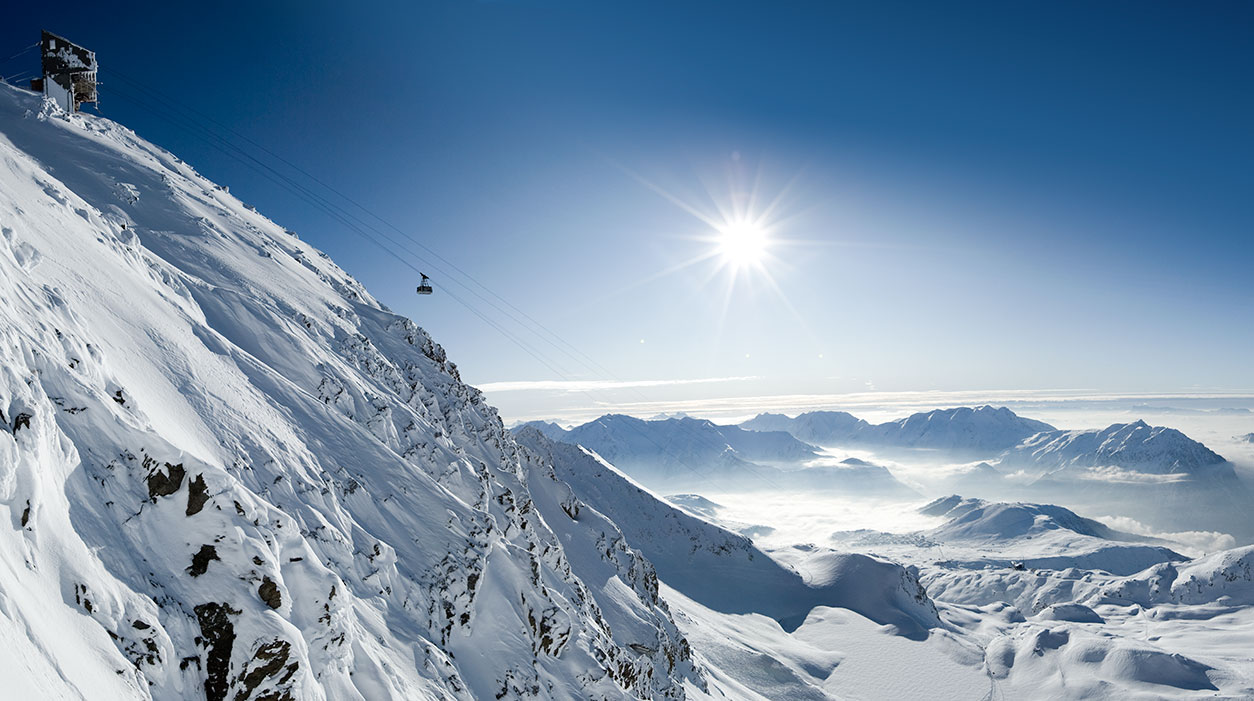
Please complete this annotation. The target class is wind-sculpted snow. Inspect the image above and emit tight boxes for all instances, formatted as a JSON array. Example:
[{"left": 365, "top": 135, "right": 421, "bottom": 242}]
[
  {"left": 1095, "top": 545, "right": 1254, "bottom": 608},
  {"left": 0, "top": 83, "right": 701, "bottom": 699}
]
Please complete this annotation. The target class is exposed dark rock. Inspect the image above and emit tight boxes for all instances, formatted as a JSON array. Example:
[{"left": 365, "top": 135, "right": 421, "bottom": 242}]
[
  {"left": 233, "top": 639, "right": 296, "bottom": 701},
  {"left": 20, "top": 500, "right": 30, "bottom": 527},
  {"left": 73, "top": 583, "right": 93, "bottom": 612},
  {"left": 194, "top": 603, "right": 240, "bottom": 701},
  {"left": 147, "top": 462, "right": 186, "bottom": 500},
  {"left": 258, "top": 576, "right": 282, "bottom": 609},
  {"left": 12, "top": 412, "right": 32, "bottom": 433},
  {"left": 132, "top": 619, "right": 150, "bottom": 630},
  {"left": 112, "top": 390, "right": 126, "bottom": 405},
  {"left": 187, "top": 545, "right": 220, "bottom": 577},
  {"left": 186, "top": 474, "right": 209, "bottom": 516}
]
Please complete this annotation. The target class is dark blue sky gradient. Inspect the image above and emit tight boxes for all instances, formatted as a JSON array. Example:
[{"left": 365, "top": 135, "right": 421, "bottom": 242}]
[{"left": 3, "top": 2, "right": 1252, "bottom": 415}]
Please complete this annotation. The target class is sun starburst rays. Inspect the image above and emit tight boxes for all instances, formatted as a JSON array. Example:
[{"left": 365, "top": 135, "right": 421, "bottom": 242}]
[{"left": 598, "top": 154, "right": 814, "bottom": 337}]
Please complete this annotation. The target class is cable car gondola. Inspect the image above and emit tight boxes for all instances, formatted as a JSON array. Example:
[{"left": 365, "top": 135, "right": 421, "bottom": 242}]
[{"left": 416, "top": 273, "right": 433, "bottom": 295}]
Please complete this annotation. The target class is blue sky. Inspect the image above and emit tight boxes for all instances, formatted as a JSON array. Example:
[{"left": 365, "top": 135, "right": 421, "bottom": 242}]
[{"left": 4, "top": 2, "right": 1252, "bottom": 420}]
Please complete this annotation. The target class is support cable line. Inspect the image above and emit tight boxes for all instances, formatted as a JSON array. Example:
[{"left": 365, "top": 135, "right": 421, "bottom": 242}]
[
  {"left": 106, "top": 68, "right": 618, "bottom": 380},
  {"left": 102, "top": 73, "right": 786, "bottom": 493},
  {"left": 104, "top": 72, "right": 765, "bottom": 477},
  {"left": 0, "top": 42, "right": 38, "bottom": 66},
  {"left": 104, "top": 84, "right": 573, "bottom": 383}
]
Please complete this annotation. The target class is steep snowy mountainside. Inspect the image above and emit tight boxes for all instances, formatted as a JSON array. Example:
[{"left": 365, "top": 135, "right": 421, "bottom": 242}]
[
  {"left": 1000, "top": 420, "right": 1233, "bottom": 478},
  {"left": 741, "top": 405, "right": 1054, "bottom": 454},
  {"left": 0, "top": 83, "right": 699, "bottom": 699},
  {"left": 513, "top": 429, "right": 941, "bottom": 637}
]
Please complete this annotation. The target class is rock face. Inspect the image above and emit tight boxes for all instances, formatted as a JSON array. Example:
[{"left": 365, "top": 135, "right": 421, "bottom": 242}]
[{"left": 0, "top": 83, "right": 698, "bottom": 699}]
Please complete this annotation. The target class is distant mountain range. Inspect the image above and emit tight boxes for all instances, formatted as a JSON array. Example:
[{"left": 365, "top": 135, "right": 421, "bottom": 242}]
[
  {"left": 514, "top": 407, "right": 1245, "bottom": 518},
  {"left": 1001, "top": 419, "right": 1235, "bottom": 480},
  {"left": 741, "top": 406, "right": 1235, "bottom": 482},
  {"left": 512, "top": 414, "right": 916, "bottom": 494},
  {"left": 520, "top": 414, "right": 812, "bottom": 483},
  {"left": 742, "top": 405, "right": 1055, "bottom": 454}
]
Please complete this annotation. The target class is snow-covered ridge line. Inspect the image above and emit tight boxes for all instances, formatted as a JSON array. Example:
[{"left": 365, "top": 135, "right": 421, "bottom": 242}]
[
  {"left": 741, "top": 406, "right": 1235, "bottom": 476},
  {"left": 514, "top": 428, "right": 942, "bottom": 638}
]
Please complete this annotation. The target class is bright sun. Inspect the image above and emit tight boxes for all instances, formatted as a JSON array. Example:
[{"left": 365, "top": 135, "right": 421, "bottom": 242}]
[{"left": 716, "top": 220, "right": 769, "bottom": 266}]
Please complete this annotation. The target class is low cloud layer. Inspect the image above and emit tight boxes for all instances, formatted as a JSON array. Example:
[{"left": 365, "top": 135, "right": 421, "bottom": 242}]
[{"left": 1094, "top": 515, "right": 1237, "bottom": 556}]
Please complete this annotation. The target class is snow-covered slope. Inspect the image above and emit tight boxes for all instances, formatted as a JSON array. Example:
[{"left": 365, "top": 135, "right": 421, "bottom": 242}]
[
  {"left": 513, "top": 429, "right": 941, "bottom": 637},
  {"left": 918, "top": 496, "right": 1184, "bottom": 576},
  {"left": 0, "top": 83, "right": 704, "bottom": 699},
  {"left": 1095, "top": 545, "right": 1254, "bottom": 608}
]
